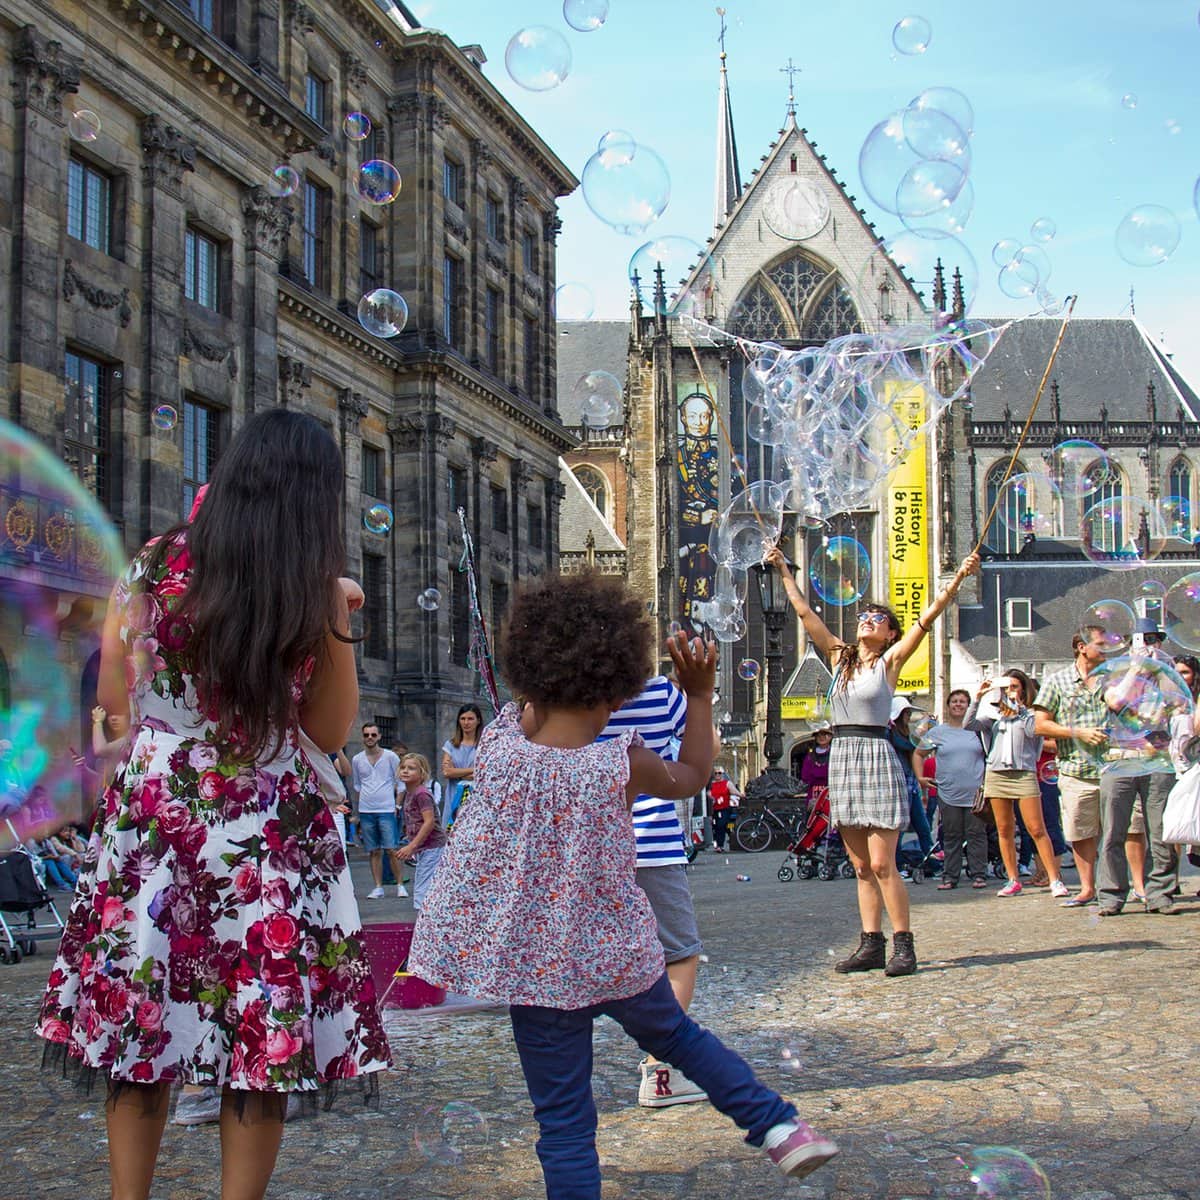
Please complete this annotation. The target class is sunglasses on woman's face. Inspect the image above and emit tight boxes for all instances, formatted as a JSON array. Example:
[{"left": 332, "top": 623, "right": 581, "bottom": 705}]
[{"left": 857, "top": 612, "right": 889, "bottom": 628}]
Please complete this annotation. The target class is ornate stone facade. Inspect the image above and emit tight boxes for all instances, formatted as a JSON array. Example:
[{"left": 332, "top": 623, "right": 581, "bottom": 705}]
[{"left": 0, "top": 0, "right": 577, "bottom": 758}]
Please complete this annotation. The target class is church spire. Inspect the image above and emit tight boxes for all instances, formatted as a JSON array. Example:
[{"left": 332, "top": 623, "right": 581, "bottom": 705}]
[{"left": 713, "top": 7, "right": 742, "bottom": 229}]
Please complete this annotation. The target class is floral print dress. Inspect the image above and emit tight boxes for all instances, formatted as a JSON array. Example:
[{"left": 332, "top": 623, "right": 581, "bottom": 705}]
[{"left": 37, "top": 536, "right": 390, "bottom": 1097}]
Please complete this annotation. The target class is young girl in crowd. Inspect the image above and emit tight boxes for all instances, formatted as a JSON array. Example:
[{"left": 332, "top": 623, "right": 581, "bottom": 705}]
[
  {"left": 396, "top": 752, "right": 446, "bottom": 911},
  {"left": 409, "top": 573, "right": 838, "bottom": 1197},
  {"left": 766, "top": 545, "right": 980, "bottom": 976},
  {"left": 441, "top": 703, "right": 481, "bottom": 827},
  {"left": 971, "top": 670, "right": 1069, "bottom": 899},
  {"left": 36, "top": 410, "right": 390, "bottom": 1200}
]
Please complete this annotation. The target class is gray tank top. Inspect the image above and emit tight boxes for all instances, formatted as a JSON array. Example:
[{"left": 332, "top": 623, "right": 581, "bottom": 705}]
[{"left": 829, "top": 657, "right": 892, "bottom": 726}]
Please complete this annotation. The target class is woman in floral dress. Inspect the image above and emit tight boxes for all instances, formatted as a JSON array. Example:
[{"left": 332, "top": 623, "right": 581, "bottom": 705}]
[{"left": 37, "top": 410, "right": 390, "bottom": 1200}]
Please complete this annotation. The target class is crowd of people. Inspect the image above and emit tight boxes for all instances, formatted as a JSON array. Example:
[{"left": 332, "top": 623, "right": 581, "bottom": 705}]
[{"left": 17, "top": 407, "right": 1195, "bottom": 1200}]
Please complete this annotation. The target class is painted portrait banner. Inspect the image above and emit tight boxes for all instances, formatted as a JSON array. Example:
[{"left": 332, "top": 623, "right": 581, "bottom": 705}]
[
  {"left": 676, "top": 385, "right": 719, "bottom": 631},
  {"left": 882, "top": 379, "right": 930, "bottom": 693}
]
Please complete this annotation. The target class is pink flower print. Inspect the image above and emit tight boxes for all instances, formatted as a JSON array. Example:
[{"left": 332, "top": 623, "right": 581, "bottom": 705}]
[
  {"left": 136, "top": 1000, "right": 163, "bottom": 1031},
  {"left": 128, "top": 636, "right": 166, "bottom": 689},
  {"left": 124, "top": 592, "right": 161, "bottom": 636},
  {"left": 231, "top": 864, "right": 261, "bottom": 904},
  {"left": 187, "top": 743, "right": 220, "bottom": 773},
  {"left": 264, "top": 1027, "right": 304, "bottom": 1065},
  {"left": 126, "top": 775, "right": 166, "bottom": 826},
  {"left": 197, "top": 770, "right": 225, "bottom": 803},
  {"left": 262, "top": 913, "right": 300, "bottom": 954},
  {"left": 155, "top": 801, "right": 193, "bottom": 845},
  {"left": 261, "top": 877, "right": 293, "bottom": 912},
  {"left": 100, "top": 896, "right": 128, "bottom": 931}
]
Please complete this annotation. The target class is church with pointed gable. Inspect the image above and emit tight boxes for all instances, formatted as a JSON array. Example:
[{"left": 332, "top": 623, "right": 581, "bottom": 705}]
[{"left": 558, "top": 50, "right": 1200, "bottom": 784}]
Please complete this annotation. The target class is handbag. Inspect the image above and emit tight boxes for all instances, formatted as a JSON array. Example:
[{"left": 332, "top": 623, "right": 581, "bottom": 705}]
[{"left": 1163, "top": 762, "right": 1200, "bottom": 844}]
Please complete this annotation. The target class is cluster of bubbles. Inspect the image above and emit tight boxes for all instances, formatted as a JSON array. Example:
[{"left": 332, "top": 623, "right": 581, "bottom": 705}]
[
  {"left": 858, "top": 87, "right": 977, "bottom": 301},
  {"left": 417, "top": 587, "right": 442, "bottom": 612},
  {"left": 68, "top": 109, "right": 101, "bottom": 142},
  {"left": 363, "top": 503, "right": 394, "bottom": 535},
  {"left": 413, "top": 1100, "right": 490, "bottom": 1166},
  {"left": 504, "top": 2, "right": 609, "bottom": 91},
  {"left": 993, "top": 439, "right": 1191, "bottom": 573},
  {"left": 682, "top": 316, "right": 1004, "bottom": 638},
  {"left": 989, "top": 226, "right": 1061, "bottom": 314},
  {"left": 581, "top": 132, "right": 671, "bottom": 236},
  {"left": 569, "top": 370, "right": 622, "bottom": 428},
  {"left": 0, "top": 421, "right": 127, "bottom": 850}
]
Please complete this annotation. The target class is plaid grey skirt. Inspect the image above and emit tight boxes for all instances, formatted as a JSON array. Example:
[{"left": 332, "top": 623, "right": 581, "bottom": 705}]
[{"left": 829, "top": 736, "right": 907, "bottom": 829}]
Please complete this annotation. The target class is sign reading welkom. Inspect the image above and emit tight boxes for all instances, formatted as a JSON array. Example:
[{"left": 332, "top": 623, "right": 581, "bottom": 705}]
[{"left": 883, "top": 380, "right": 930, "bottom": 693}]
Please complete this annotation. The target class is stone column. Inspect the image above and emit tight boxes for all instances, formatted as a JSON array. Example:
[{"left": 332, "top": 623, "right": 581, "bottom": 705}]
[
  {"left": 546, "top": 476, "right": 566, "bottom": 568},
  {"left": 337, "top": 386, "right": 369, "bottom": 574},
  {"left": 250, "top": 0, "right": 284, "bottom": 89},
  {"left": 471, "top": 435, "right": 499, "bottom": 602},
  {"left": 510, "top": 458, "right": 534, "bottom": 583},
  {"left": 9, "top": 26, "right": 80, "bottom": 438},
  {"left": 240, "top": 186, "right": 292, "bottom": 415},
  {"left": 140, "top": 115, "right": 196, "bottom": 539},
  {"left": 540, "top": 208, "right": 563, "bottom": 418}
]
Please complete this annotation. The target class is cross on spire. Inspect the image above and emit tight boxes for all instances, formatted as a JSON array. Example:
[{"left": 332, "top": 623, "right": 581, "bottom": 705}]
[
  {"left": 716, "top": 7, "right": 728, "bottom": 59},
  {"left": 780, "top": 57, "right": 801, "bottom": 116}
]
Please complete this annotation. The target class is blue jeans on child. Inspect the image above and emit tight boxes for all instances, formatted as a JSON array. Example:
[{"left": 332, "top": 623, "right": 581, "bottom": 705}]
[{"left": 508, "top": 972, "right": 795, "bottom": 1200}]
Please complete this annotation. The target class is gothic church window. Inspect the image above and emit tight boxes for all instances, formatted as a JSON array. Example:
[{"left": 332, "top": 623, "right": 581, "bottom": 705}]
[
  {"left": 983, "top": 461, "right": 1026, "bottom": 556},
  {"left": 1168, "top": 459, "right": 1193, "bottom": 538},
  {"left": 727, "top": 251, "right": 862, "bottom": 345},
  {"left": 573, "top": 465, "right": 609, "bottom": 517},
  {"left": 728, "top": 280, "right": 788, "bottom": 341}
]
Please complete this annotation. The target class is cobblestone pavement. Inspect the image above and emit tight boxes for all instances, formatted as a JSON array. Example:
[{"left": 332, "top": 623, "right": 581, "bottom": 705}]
[{"left": 3, "top": 845, "right": 1198, "bottom": 1199}]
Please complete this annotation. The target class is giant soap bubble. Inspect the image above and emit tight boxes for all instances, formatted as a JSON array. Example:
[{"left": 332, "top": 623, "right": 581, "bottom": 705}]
[
  {"left": 1092, "top": 656, "right": 1193, "bottom": 774},
  {"left": 1080, "top": 497, "right": 1167, "bottom": 571},
  {"left": 0, "top": 419, "right": 126, "bottom": 849},
  {"left": 505, "top": 26, "right": 571, "bottom": 91}
]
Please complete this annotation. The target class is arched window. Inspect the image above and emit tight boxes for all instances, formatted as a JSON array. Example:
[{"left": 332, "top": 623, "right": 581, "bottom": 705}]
[
  {"left": 1089, "top": 465, "right": 1124, "bottom": 552},
  {"left": 984, "top": 461, "right": 1026, "bottom": 555},
  {"left": 572, "top": 464, "right": 608, "bottom": 518},
  {"left": 728, "top": 280, "right": 789, "bottom": 341},
  {"left": 727, "top": 251, "right": 863, "bottom": 346},
  {"left": 1167, "top": 458, "right": 1192, "bottom": 538}
]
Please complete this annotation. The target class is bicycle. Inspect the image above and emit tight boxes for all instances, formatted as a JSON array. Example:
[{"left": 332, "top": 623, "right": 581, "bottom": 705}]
[{"left": 734, "top": 801, "right": 806, "bottom": 853}]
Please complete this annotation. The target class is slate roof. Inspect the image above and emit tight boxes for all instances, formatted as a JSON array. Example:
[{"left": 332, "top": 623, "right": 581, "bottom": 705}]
[
  {"left": 968, "top": 318, "right": 1200, "bottom": 422},
  {"left": 958, "top": 559, "right": 1200, "bottom": 668},
  {"left": 558, "top": 457, "right": 624, "bottom": 553},
  {"left": 783, "top": 647, "right": 833, "bottom": 698},
  {"left": 555, "top": 322, "right": 629, "bottom": 425}
]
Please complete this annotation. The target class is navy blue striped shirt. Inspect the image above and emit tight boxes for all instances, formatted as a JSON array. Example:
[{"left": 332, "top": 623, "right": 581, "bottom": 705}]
[{"left": 598, "top": 676, "right": 689, "bottom": 867}]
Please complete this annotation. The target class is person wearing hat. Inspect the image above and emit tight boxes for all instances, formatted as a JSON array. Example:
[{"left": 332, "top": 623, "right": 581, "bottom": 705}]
[
  {"left": 1133, "top": 616, "right": 1173, "bottom": 665},
  {"left": 708, "top": 766, "right": 740, "bottom": 852},
  {"left": 799, "top": 724, "right": 833, "bottom": 805}
]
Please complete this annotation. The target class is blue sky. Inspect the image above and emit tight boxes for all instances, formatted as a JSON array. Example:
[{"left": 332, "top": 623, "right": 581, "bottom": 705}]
[{"left": 411, "top": 0, "right": 1200, "bottom": 389}]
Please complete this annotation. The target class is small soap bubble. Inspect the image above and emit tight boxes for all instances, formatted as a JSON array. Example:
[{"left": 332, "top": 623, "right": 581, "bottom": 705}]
[
  {"left": 357, "top": 160, "right": 402, "bottom": 205},
  {"left": 151, "top": 404, "right": 178, "bottom": 432},
  {"left": 956, "top": 1147, "right": 1050, "bottom": 1199},
  {"left": 1165, "top": 573, "right": 1200, "bottom": 650},
  {"left": 997, "top": 472, "right": 1058, "bottom": 536},
  {"left": 563, "top": 0, "right": 609, "bottom": 32},
  {"left": 571, "top": 370, "right": 622, "bottom": 428},
  {"left": 1080, "top": 496, "right": 1167, "bottom": 571},
  {"left": 1165, "top": 118, "right": 1182, "bottom": 136},
  {"left": 1030, "top": 217, "right": 1056, "bottom": 243},
  {"left": 1046, "top": 440, "right": 1114, "bottom": 500},
  {"left": 364, "top": 504, "right": 394, "bottom": 535},
  {"left": 809, "top": 536, "right": 870, "bottom": 607},
  {"left": 737, "top": 658, "right": 761, "bottom": 681},
  {"left": 1121, "top": 93, "right": 1138, "bottom": 110},
  {"left": 908, "top": 86, "right": 974, "bottom": 138},
  {"left": 1115, "top": 204, "right": 1181, "bottom": 267},
  {"left": 628, "top": 236, "right": 710, "bottom": 315},
  {"left": 554, "top": 282, "right": 595, "bottom": 320},
  {"left": 581, "top": 139, "right": 670, "bottom": 236},
  {"left": 504, "top": 26, "right": 571, "bottom": 92},
  {"left": 268, "top": 166, "right": 300, "bottom": 198},
  {"left": 1159, "top": 494, "right": 1192, "bottom": 540},
  {"left": 413, "top": 1101, "right": 491, "bottom": 1167},
  {"left": 69, "top": 110, "right": 101, "bottom": 142},
  {"left": 1081, "top": 599, "right": 1135, "bottom": 656},
  {"left": 342, "top": 112, "right": 372, "bottom": 141},
  {"left": 357, "top": 288, "right": 409, "bottom": 338},
  {"left": 892, "top": 15, "right": 932, "bottom": 55},
  {"left": 991, "top": 238, "right": 1022, "bottom": 267},
  {"left": 417, "top": 587, "right": 442, "bottom": 612}
]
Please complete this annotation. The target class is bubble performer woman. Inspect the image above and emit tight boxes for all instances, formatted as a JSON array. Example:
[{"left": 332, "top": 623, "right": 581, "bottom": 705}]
[
  {"left": 36, "top": 410, "right": 390, "bottom": 1200},
  {"left": 765, "top": 545, "right": 980, "bottom": 976}
]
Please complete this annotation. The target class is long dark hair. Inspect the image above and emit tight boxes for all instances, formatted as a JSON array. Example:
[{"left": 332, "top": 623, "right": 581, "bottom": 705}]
[
  {"left": 1173, "top": 655, "right": 1200, "bottom": 701},
  {"left": 149, "top": 409, "right": 347, "bottom": 759},
  {"left": 1001, "top": 667, "right": 1036, "bottom": 707},
  {"left": 451, "top": 703, "right": 484, "bottom": 747},
  {"left": 835, "top": 603, "right": 901, "bottom": 691}
]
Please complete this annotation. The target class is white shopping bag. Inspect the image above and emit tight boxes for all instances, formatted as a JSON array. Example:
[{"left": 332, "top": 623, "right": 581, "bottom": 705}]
[{"left": 1162, "top": 762, "right": 1200, "bottom": 844}]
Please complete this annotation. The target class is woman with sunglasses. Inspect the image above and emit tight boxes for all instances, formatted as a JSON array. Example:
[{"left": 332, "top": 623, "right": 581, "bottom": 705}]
[{"left": 765, "top": 545, "right": 980, "bottom": 976}]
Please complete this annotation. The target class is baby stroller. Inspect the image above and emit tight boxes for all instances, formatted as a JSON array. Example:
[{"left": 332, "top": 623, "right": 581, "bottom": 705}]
[
  {"left": 778, "top": 787, "right": 854, "bottom": 882},
  {"left": 0, "top": 824, "right": 65, "bottom": 964}
]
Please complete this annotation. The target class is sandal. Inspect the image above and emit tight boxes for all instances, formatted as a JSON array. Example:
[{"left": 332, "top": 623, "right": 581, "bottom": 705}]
[
  {"left": 971, "top": 878, "right": 988, "bottom": 889},
  {"left": 937, "top": 880, "right": 957, "bottom": 890}
]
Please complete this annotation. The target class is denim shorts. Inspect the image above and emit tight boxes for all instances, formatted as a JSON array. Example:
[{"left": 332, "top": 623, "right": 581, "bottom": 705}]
[{"left": 358, "top": 810, "right": 399, "bottom": 851}]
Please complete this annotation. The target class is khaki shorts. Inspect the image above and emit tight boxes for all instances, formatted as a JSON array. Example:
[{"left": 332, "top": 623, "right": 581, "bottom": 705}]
[{"left": 1059, "top": 773, "right": 1101, "bottom": 842}]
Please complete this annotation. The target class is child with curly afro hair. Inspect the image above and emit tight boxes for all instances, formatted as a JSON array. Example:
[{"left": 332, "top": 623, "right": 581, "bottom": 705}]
[{"left": 408, "top": 572, "right": 838, "bottom": 1196}]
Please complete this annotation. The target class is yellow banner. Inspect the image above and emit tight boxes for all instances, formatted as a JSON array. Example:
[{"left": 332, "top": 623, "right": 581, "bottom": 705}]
[
  {"left": 883, "top": 380, "right": 930, "bottom": 692},
  {"left": 781, "top": 696, "right": 822, "bottom": 720}
]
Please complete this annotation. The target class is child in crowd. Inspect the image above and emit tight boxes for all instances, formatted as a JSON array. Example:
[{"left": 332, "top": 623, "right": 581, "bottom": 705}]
[
  {"left": 409, "top": 573, "right": 838, "bottom": 1198},
  {"left": 396, "top": 753, "right": 446, "bottom": 911}
]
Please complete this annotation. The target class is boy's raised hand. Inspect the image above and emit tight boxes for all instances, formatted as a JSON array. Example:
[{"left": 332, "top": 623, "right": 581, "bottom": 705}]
[{"left": 666, "top": 629, "right": 717, "bottom": 699}]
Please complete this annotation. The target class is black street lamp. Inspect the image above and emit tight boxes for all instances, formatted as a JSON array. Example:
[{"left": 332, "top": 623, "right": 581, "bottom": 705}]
[{"left": 744, "top": 558, "right": 805, "bottom": 807}]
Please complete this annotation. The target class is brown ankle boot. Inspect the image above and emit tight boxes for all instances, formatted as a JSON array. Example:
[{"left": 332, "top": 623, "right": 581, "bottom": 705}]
[
  {"left": 884, "top": 931, "right": 917, "bottom": 976},
  {"left": 834, "top": 931, "right": 886, "bottom": 973}
]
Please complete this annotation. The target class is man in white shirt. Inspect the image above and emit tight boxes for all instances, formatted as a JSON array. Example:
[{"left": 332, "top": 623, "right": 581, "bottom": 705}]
[{"left": 351, "top": 723, "right": 406, "bottom": 899}]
